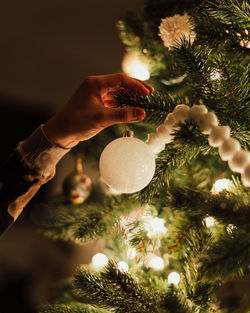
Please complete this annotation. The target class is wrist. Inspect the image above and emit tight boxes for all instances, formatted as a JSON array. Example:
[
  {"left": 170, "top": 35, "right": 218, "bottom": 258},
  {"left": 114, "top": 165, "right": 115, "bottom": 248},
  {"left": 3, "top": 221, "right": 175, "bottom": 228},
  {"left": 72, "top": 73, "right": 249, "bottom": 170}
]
[{"left": 43, "top": 120, "right": 79, "bottom": 149}]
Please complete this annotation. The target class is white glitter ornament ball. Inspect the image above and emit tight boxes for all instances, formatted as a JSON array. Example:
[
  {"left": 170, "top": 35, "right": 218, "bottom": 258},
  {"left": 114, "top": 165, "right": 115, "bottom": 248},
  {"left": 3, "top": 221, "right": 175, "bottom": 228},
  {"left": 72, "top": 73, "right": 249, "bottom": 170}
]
[
  {"left": 219, "top": 138, "right": 241, "bottom": 161},
  {"left": 158, "top": 13, "right": 196, "bottom": 50},
  {"left": 99, "top": 137, "right": 155, "bottom": 193}
]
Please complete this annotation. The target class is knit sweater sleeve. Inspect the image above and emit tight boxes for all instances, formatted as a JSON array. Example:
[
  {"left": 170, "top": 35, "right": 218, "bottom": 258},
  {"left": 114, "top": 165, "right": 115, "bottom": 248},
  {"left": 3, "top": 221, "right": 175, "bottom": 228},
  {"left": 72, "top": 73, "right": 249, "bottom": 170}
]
[{"left": 0, "top": 125, "right": 70, "bottom": 236}]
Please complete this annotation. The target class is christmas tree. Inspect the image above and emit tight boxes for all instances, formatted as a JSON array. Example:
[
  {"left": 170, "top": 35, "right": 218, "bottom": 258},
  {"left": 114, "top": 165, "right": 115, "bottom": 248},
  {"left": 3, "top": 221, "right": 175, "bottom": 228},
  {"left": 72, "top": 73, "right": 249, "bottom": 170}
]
[{"left": 37, "top": 0, "right": 250, "bottom": 312}]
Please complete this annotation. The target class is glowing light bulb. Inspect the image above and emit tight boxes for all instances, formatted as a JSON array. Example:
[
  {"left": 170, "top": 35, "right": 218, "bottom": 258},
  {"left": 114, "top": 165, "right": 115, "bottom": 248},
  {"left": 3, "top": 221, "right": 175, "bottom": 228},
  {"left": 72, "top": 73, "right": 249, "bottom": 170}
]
[
  {"left": 226, "top": 224, "right": 237, "bottom": 234},
  {"left": 210, "top": 71, "right": 221, "bottom": 80},
  {"left": 117, "top": 261, "right": 129, "bottom": 272},
  {"left": 168, "top": 272, "right": 181, "bottom": 285},
  {"left": 143, "top": 216, "right": 167, "bottom": 237},
  {"left": 149, "top": 256, "right": 164, "bottom": 271},
  {"left": 240, "top": 39, "right": 250, "bottom": 49},
  {"left": 92, "top": 253, "right": 108, "bottom": 269},
  {"left": 122, "top": 52, "right": 150, "bottom": 81},
  {"left": 212, "top": 179, "right": 235, "bottom": 193},
  {"left": 127, "top": 247, "right": 137, "bottom": 259},
  {"left": 204, "top": 216, "right": 215, "bottom": 228}
]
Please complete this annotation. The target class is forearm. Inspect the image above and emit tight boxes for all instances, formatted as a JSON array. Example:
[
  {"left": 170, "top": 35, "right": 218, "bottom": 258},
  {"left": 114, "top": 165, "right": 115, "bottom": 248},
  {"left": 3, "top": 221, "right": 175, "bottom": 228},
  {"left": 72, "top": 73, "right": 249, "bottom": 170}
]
[{"left": 0, "top": 125, "right": 69, "bottom": 236}]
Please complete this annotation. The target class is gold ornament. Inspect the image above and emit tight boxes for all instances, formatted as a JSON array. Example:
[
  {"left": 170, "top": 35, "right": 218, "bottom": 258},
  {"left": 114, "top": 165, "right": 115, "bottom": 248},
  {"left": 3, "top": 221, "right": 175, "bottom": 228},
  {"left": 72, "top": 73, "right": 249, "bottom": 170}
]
[{"left": 63, "top": 156, "right": 92, "bottom": 204}]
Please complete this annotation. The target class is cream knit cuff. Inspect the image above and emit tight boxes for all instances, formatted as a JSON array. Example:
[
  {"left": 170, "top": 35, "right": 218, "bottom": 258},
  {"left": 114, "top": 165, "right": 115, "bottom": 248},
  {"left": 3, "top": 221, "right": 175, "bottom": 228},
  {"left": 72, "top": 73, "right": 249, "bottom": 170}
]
[{"left": 16, "top": 125, "right": 70, "bottom": 182}]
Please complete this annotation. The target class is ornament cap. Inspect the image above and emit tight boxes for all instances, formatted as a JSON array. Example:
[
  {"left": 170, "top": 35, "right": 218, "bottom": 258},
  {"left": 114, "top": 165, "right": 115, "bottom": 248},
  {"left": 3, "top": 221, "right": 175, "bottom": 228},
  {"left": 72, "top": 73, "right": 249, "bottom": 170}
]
[
  {"left": 122, "top": 130, "right": 134, "bottom": 137},
  {"left": 76, "top": 156, "right": 84, "bottom": 173}
]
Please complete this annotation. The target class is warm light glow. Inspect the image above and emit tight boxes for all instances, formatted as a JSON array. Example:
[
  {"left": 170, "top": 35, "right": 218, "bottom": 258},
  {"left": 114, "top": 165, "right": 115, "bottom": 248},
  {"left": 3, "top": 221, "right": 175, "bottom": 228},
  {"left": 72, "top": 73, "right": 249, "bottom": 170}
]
[
  {"left": 143, "top": 216, "right": 167, "bottom": 237},
  {"left": 212, "top": 179, "right": 235, "bottom": 193},
  {"left": 204, "top": 216, "right": 215, "bottom": 228},
  {"left": 168, "top": 272, "right": 181, "bottom": 285},
  {"left": 240, "top": 39, "right": 250, "bottom": 49},
  {"left": 122, "top": 52, "right": 150, "bottom": 81},
  {"left": 127, "top": 247, "right": 137, "bottom": 259},
  {"left": 92, "top": 253, "right": 108, "bottom": 268},
  {"left": 117, "top": 261, "right": 129, "bottom": 272},
  {"left": 227, "top": 224, "right": 237, "bottom": 234},
  {"left": 149, "top": 256, "right": 164, "bottom": 271},
  {"left": 210, "top": 71, "right": 221, "bottom": 80}
]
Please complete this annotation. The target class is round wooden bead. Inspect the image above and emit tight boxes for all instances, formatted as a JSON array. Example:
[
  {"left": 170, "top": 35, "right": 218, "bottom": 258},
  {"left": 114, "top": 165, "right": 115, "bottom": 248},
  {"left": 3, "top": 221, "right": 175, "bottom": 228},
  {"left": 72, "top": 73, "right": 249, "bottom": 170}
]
[
  {"left": 242, "top": 164, "right": 250, "bottom": 187},
  {"left": 189, "top": 105, "right": 208, "bottom": 122},
  {"left": 219, "top": 138, "right": 241, "bottom": 161},
  {"left": 173, "top": 105, "right": 190, "bottom": 122},
  {"left": 156, "top": 125, "right": 170, "bottom": 139},
  {"left": 197, "top": 112, "right": 218, "bottom": 134},
  {"left": 208, "top": 126, "right": 231, "bottom": 147},
  {"left": 228, "top": 150, "right": 250, "bottom": 173},
  {"left": 164, "top": 112, "right": 176, "bottom": 127}
]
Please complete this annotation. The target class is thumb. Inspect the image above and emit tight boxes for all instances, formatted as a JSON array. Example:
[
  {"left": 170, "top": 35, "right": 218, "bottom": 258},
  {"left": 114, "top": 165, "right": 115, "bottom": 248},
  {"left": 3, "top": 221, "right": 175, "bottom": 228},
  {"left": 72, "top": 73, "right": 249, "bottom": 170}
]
[{"left": 105, "top": 107, "right": 146, "bottom": 125}]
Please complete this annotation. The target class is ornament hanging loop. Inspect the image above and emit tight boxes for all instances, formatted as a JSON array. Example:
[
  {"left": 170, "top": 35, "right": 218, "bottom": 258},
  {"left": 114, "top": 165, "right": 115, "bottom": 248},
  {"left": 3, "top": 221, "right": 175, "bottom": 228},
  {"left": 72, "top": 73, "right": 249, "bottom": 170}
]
[
  {"left": 123, "top": 130, "right": 134, "bottom": 137},
  {"left": 76, "top": 155, "right": 84, "bottom": 173}
]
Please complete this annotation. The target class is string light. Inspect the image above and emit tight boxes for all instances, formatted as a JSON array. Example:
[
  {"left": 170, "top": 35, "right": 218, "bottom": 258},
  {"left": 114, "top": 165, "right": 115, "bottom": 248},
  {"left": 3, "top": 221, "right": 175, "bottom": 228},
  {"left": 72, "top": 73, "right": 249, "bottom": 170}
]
[
  {"left": 168, "top": 272, "right": 181, "bottom": 285},
  {"left": 149, "top": 256, "right": 165, "bottom": 271},
  {"left": 92, "top": 253, "right": 108, "bottom": 269},
  {"left": 204, "top": 216, "right": 215, "bottom": 228},
  {"left": 226, "top": 224, "right": 237, "bottom": 234},
  {"left": 143, "top": 216, "right": 167, "bottom": 237},
  {"left": 122, "top": 52, "right": 150, "bottom": 81},
  {"left": 211, "top": 178, "right": 235, "bottom": 193},
  {"left": 240, "top": 39, "right": 250, "bottom": 49},
  {"left": 127, "top": 247, "right": 137, "bottom": 259},
  {"left": 210, "top": 71, "right": 221, "bottom": 80},
  {"left": 117, "top": 261, "right": 129, "bottom": 272}
]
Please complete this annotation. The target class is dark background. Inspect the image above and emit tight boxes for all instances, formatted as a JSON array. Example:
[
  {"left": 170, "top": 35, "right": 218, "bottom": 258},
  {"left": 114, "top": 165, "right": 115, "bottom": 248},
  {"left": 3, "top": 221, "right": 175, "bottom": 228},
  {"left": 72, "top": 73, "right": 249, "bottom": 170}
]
[
  {"left": 0, "top": 1, "right": 144, "bottom": 312},
  {"left": 0, "top": 0, "right": 144, "bottom": 163}
]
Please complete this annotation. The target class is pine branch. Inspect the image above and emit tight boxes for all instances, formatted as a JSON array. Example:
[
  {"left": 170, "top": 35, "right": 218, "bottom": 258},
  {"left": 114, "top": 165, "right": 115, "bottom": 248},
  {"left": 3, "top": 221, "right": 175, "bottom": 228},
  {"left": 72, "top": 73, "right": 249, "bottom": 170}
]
[
  {"left": 39, "top": 303, "right": 103, "bottom": 313},
  {"left": 36, "top": 191, "right": 139, "bottom": 243},
  {"left": 173, "top": 39, "right": 217, "bottom": 101},
  {"left": 160, "top": 287, "right": 194, "bottom": 313},
  {"left": 181, "top": 228, "right": 218, "bottom": 311},
  {"left": 133, "top": 143, "right": 201, "bottom": 204},
  {"left": 204, "top": 0, "right": 250, "bottom": 28},
  {"left": 74, "top": 262, "right": 160, "bottom": 313},
  {"left": 199, "top": 230, "right": 250, "bottom": 281},
  {"left": 114, "top": 89, "right": 183, "bottom": 126},
  {"left": 165, "top": 185, "right": 250, "bottom": 228}
]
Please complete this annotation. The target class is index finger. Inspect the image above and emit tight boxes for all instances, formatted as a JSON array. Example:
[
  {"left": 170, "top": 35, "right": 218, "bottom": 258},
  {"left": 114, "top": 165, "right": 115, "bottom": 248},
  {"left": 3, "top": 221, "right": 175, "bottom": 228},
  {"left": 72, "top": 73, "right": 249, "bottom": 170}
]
[{"left": 96, "top": 73, "right": 154, "bottom": 96}]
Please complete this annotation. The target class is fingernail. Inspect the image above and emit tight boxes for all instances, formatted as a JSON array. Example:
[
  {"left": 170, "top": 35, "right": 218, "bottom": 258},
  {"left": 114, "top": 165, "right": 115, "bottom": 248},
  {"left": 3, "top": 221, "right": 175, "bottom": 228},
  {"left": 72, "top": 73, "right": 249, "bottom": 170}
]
[{"left": 132, "top": 109, "right": 146, "bottom": 121}]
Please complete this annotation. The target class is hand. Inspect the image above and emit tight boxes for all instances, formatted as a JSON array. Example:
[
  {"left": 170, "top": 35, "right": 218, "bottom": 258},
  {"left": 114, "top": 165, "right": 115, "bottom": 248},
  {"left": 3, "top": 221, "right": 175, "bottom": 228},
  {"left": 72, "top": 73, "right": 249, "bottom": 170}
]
[{"left": 43, "top": 73, "right": 154, "bottom": 148}]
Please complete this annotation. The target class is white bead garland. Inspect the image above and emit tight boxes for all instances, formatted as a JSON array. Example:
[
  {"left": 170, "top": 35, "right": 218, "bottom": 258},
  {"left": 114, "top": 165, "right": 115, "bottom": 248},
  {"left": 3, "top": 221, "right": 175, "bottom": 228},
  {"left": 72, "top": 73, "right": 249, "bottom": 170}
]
[
  {"left": 146, "top": 104, "right": 250, "bottom": 187},
  {"left": 197, "top": 112, "right": 218, "bottom": 134},
  {"left": 164, "top": 112, "right": 176, "bottom": 127},
  {"left": 228, "top": 150, "right": 250, "bottom": 173},
  {"left": 173, "top": 104, "right": 190, "bottom": 122},
  {"left": 208, "top": 126, "right": 231, "bottom": 147},
  {"left": 218, "top": 138, "right": 241, "bottom": 161},
  {"left": 241, "top": 164, "right": 250, "bottom": 187}
]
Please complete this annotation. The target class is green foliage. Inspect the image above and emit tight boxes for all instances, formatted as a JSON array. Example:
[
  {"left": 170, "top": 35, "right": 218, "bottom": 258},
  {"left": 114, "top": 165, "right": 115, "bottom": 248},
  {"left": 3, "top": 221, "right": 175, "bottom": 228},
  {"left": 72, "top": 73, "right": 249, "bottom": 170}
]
[
  {"left": 36, "top": 189, "right": 140, "bottom": 243},
  {"left": 36, "top": 0, "right": 250, "bottom": 312},
  {"left": 74, "top": 262, "right": 160, "bottom": 313},
  {"left": 40, "top": 303, "right": 101, "bottom": 313}
]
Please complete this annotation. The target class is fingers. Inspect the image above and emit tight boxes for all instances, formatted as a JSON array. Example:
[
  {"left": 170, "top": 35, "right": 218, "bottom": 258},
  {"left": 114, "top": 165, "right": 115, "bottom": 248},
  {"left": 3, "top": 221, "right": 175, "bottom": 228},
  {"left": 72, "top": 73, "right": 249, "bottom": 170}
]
[
  {"left": 103, "top": 99, "right": 116, "bottom": 107},
  {"left": 97, "top": 73, "right": 154, "bottom": 97},
  {"left": 105, "top": 107, "right": 146, "bottom": 125},
  {"left": 135, "top": 78, "right": 154, "bottom": 93}
]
